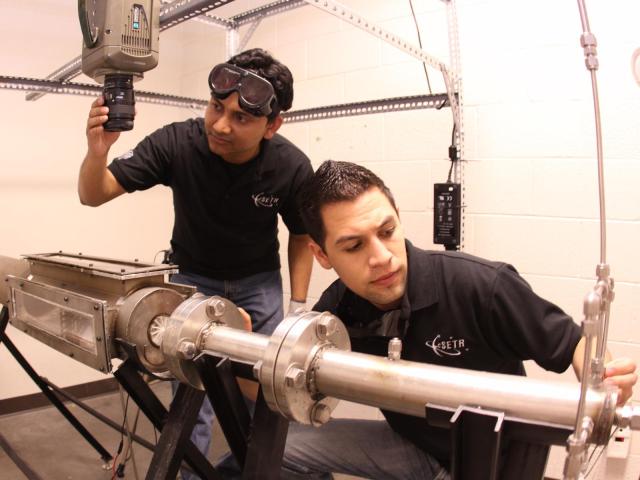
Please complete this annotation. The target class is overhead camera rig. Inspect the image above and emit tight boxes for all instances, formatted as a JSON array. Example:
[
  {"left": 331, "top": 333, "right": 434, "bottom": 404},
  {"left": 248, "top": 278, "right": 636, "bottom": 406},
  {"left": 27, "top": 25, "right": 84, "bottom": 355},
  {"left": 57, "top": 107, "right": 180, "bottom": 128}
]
[{"left": 1, "top": 252, "right": 638, "bottom": 480}]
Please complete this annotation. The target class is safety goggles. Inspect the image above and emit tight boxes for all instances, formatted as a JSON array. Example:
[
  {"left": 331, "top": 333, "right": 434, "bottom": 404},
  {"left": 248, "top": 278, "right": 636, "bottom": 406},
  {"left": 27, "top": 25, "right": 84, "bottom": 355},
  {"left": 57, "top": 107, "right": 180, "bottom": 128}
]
[{"left": 208, "top": 63, "right": 279, "bottom": 117}]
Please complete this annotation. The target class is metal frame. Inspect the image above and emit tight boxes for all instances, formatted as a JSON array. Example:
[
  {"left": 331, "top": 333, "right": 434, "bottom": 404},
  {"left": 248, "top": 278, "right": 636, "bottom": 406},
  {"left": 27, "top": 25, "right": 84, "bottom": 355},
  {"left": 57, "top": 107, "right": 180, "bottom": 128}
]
[
  {"left": 113, "top": 360, "right": 220, "bottom": 479},
  {"left": 426, "top": 403, "right": 574, "bottom": 480},
  {"left": 0, "top": 74, "right": 453, "bottom": 121}
]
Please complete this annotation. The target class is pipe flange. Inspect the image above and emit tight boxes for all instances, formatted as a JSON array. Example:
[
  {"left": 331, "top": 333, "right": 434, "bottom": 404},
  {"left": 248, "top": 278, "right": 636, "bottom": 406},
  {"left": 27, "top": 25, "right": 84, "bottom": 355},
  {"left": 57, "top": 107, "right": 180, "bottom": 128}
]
[
  {"left": 115, "top": 287, "right": 185, "bottom": 378},
  {"left": 590, "top": 384, "right": 618, "bottom": 444},
  {"left": 260, "top": 311, "right": 350, "bottom": 425},
  {"left": 162, "top": 295, "right": 246, "bottom": 389}
]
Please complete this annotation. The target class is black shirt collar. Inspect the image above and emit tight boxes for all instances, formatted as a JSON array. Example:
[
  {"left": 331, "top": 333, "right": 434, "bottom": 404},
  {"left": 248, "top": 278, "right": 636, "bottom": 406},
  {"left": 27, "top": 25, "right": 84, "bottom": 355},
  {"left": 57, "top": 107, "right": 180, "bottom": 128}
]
[
  {"left": 403, "top": 239, "right": 439, "bottom": 314},
  {"left": 195, "top": 117, "right": 277, "bottom": 178},
  {"left": 337, "top": 240, "right": 439, "bottom": 338}
]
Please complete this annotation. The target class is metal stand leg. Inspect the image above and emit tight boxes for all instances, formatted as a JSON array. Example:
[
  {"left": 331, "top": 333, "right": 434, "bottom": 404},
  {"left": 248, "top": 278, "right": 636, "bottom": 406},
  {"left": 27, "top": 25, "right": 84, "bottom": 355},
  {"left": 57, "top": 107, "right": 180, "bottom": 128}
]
[
  {"left": 196, "top": 354, "right": 289, "bottom": 479},
  {"left": 426, "top": 403, "right": 572, "bottom": 480},
  {"left": 40, "top": 377, "right": 156, "bottom": 452},
  {"left": 242, "top": 387, "right": 289, "bottom": 480},
  {"left": 0, "top": 431, "right": 44, "bottom": 480},
  {"left": 113, "top": 360, "right": 220, "bottom": 480},
  {"left": 449, "top": 406, "right": 503, "bottom": 480},
  {"left": 196, "top": 354, "right": 251, "bottom": 467},
  {"left": 0, "top": 305, "right": 112, "bottom": 462},
  {"left": 146, "top": 383, "right": 209, "bottom": 480}
]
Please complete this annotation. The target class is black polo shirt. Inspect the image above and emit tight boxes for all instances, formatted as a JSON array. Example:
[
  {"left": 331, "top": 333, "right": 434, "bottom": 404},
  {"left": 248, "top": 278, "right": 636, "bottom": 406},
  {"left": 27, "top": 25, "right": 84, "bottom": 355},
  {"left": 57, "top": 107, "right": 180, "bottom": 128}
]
[
  {"left": 314, "top": 240, "right": 581, "bottom": 465},
  {"left": 108, "top": 118, "right": 313, "bottom": 279}
]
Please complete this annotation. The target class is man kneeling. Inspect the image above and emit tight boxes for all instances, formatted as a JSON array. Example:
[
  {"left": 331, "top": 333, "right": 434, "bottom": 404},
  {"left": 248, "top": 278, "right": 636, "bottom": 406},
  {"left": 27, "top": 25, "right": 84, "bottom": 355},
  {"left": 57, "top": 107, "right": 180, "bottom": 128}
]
[{"left": 280, "top": 160, "right": 636, "bottom": 480}]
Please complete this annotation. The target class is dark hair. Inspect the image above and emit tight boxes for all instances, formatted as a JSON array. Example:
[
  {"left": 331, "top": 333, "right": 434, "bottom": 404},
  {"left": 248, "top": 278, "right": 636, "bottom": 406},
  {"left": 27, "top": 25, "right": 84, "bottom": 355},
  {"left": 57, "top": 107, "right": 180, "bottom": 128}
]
[
  {"left": 300, "top": 160, "right": 397, "bottom": 250},
  {"left": 227, "top": 48, "right": 294, "bottom": 119}
]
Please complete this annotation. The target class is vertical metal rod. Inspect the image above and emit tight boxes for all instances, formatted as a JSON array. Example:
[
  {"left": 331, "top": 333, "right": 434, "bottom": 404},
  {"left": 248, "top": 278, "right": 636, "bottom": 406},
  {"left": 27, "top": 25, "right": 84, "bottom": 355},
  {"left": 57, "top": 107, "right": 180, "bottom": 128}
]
[{"left": 577, "top": 0, "right": 606, "bottom": 264}]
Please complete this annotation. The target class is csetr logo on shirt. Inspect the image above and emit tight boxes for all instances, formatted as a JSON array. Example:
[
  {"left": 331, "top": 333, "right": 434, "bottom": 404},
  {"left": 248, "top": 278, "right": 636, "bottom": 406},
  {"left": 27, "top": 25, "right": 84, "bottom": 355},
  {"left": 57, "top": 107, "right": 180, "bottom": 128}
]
[
  {"left": 116, "top": 149, "right": 135, "bottom": 160},
  {"left": 425, "top": 334, "right": 469, "bottom": 357},
  {"left": 252, "top": 192, "right": 280, "bottom": 208}
]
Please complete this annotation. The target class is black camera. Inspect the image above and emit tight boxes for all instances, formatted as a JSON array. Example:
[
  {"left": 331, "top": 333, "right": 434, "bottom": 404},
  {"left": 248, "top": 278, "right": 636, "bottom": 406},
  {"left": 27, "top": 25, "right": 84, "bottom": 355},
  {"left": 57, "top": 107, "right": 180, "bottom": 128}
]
[
  {"left": 79, "top": 1, "right": 159, "bottom": 132},
  {"left": 102, "top": 73, "right": 135, "bottom": 132}
]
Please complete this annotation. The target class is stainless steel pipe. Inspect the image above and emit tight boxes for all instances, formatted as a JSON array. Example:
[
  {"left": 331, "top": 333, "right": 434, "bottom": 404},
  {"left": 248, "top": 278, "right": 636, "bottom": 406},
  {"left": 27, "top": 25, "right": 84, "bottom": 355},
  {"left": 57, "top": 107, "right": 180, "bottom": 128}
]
[
  {"left": 202, "top": 326, "right": 269, "bottom": 366},
  {"left": 315, "top": 348, "right": 605, "bottom": 427},
  {"left": 189, "top": 313, "right": 609, "bottom": 430}
]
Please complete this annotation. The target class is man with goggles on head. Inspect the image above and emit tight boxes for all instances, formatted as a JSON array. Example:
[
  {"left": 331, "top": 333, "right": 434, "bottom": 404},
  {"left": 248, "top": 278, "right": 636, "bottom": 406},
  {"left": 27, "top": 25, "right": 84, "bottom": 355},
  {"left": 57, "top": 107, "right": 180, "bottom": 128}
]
[
  {"left": 79, "top": 48, "right": 314, "bottom": 479},
  {"left": 208, "top": 62, "right": 280, "bottom": 118}
]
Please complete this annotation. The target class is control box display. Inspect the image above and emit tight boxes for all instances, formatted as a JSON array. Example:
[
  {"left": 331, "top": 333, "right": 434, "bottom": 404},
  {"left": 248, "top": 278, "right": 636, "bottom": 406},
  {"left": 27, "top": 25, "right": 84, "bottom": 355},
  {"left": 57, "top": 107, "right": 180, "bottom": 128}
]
[{"left": 433, "top": 183, "right": 461, "bottom": 248}]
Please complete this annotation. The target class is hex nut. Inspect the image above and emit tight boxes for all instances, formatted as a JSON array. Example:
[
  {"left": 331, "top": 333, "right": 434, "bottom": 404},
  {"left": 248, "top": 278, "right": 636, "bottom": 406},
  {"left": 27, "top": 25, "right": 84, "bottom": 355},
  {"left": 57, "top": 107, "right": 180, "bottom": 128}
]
[
  {"left": 285, "top": 367, "right": 306, "bottom": 389},
  {"left": 177, "top": 340, "right": 197, "bottom": 360},
  {"left": 206, "top": 298, "right": 226, "bottom": 319},
  {"left": 253, "top": 360, "right": 263, "bottom": 381},
  {"left": 316, "top": 315, "right": 336, "bottom": 339},
  {"left": 311, "top": 403, "right": 331, "bottom": 426}
]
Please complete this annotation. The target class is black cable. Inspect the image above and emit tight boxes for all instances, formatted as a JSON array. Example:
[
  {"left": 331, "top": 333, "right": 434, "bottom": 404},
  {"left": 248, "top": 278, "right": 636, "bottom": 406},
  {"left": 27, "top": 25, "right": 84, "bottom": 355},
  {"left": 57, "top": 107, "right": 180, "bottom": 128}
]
[
  {"left": 446, "top": 123, "right": 457, "bottom": 183},
  {"left": 408, "top": 0, "right": 433, "bottom": 95},
  {"left": 584, "top": 427, "right": 617, "bottom": 478},
  {"left": 111, "top": 394, "right": 130, "bottom": 480}
]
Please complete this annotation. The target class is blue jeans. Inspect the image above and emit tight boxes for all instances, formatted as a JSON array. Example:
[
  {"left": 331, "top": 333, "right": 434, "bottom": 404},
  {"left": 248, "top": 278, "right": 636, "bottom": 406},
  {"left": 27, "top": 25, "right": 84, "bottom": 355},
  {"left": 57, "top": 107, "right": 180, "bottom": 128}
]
[
  {"left": 281, "top": 419, "right": 450, "bottom": 480},
  {"left": 170, "top": 269, "right": 284, "bottom": 480}
]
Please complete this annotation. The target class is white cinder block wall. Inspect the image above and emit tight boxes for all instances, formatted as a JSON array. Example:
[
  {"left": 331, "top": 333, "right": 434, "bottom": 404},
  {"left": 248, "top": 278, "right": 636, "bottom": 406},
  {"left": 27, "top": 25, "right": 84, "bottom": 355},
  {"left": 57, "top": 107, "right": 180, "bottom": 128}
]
[{"left": 1, "top": 1, "right": 638, "bottom": 478}]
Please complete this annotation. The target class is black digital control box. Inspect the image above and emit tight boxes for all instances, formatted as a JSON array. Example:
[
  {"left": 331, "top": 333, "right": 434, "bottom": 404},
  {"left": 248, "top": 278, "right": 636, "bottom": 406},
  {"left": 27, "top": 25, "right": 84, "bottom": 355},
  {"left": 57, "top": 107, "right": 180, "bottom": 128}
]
[{"left": 433, "top": 183, "right": 461, "bottom": 248}]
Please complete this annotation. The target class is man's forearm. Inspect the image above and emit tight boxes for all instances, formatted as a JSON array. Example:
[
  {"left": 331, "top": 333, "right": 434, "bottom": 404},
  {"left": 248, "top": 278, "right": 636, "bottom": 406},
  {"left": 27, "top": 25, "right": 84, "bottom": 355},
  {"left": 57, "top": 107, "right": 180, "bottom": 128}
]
[
  {"left": 571, "top": 337, "right": 612, "bottom": 380},
  {"left": 78, "top": 152, "right": 124, "bottom": 206},
  {"left": 288, "top": 234, "right": 313, "bottom": 302}
]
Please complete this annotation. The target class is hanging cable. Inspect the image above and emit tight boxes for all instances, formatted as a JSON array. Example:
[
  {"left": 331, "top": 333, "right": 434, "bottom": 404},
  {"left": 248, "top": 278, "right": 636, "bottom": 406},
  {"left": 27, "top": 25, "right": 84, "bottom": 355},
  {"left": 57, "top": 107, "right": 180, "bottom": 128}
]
[
  {"left": 408, "top": 0, "right": 433, "bottom": 94},
  {"left": 111, "top": 393, "right": 130, "bottom": 480},
  {"left": 584, "top": 427, "right": 616, "bottom": 478},
  {"left": 446, "top": 123, "right": 457, "bottom": 183}
]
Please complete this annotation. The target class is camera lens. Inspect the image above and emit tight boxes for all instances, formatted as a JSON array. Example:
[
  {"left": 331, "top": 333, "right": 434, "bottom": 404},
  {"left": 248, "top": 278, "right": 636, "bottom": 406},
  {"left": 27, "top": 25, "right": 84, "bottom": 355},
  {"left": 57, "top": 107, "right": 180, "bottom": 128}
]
[{"left": 103, "top": 73, "right": 135, "bottom": 132}]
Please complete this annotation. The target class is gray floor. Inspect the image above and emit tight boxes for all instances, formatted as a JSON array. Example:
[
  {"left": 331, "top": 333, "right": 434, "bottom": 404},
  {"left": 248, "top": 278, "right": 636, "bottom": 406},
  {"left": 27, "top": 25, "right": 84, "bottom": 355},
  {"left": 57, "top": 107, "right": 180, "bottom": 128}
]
[{"left": 0, "top": 381, "right": 359, "bottom": 480}]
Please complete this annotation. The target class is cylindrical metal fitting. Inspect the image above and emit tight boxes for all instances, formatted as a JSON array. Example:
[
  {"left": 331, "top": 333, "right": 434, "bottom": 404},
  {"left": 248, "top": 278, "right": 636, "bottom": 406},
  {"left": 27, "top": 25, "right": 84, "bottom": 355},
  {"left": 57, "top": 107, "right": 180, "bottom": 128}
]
[
  {"left": 314, "top": 349, "right": 607, "bottom": 428},
  {"left": 387, "top": 337, "right": 402, "bottom": 361},
  {"left": 202, "top": 326, "right": 269, "bottom": 366}
]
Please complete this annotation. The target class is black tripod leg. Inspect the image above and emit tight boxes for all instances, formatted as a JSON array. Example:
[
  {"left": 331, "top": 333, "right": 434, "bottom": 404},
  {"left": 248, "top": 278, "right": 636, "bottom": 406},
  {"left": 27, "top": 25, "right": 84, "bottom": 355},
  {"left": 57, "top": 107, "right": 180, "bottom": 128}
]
[
  {"left": 0, "top": 306, "right": 112, "bottom": 462},
  {"left": 242, "top": 387, "right": 289, "bottom": 480},
  {"left": 113, "top": 361, "right": 220, "bottom": 480},
  {"left": 196, "top": 354, "right": 251, "bottom": 467},
  {"left": 145, "top": 383, "right": 211, "bottom": 480},
  {"left": 0, "top": 431, "right": 44, "bottom": 480}
]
